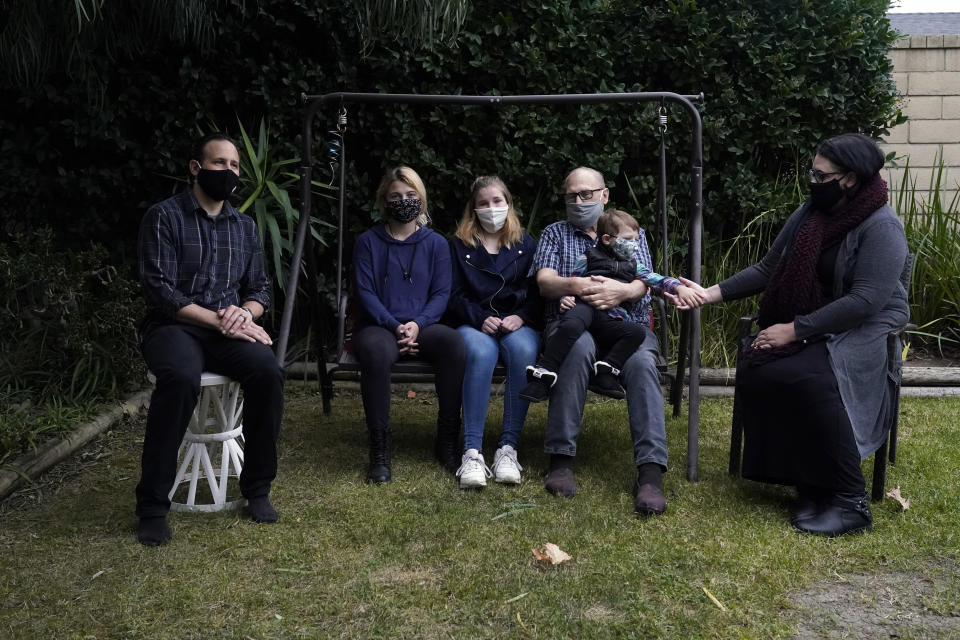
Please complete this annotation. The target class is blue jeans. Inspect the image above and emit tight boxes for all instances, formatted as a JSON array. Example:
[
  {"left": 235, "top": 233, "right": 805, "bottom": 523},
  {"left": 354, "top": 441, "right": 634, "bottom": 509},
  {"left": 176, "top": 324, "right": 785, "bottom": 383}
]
[
  {"left": 457, "top": 325, "right": 540, "bottom": 451},
  {"left": 542, "top": 321, "right": 668, "bottom": 469}
]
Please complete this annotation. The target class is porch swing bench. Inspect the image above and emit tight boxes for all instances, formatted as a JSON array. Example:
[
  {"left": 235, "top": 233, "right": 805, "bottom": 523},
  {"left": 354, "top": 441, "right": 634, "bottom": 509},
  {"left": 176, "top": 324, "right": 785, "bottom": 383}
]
[{"left": 275, "top": 90, "right": 707, "bottom": 481}]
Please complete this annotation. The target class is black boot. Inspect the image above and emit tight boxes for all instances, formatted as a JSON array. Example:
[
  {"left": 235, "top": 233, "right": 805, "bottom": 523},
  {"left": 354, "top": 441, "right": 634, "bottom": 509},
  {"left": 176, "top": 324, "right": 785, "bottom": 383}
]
[
  {"left": 588, "top": 361, "right": 626, "bottom": 400},
  {"left": 791, "top": 486, "right": 827, "bottom": 525},
  {"left": 434, "top": 417, "right": 461, "bottom": 474},
  {"left": 367, "top": 426, "right": 392, "bottom": 484},
  {"left": 792, "top": 491, "right": 872, "bottom": 537}
]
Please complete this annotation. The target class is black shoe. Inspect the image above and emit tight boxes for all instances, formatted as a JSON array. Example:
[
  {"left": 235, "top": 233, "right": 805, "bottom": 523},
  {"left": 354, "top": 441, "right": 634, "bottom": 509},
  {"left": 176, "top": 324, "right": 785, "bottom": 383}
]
[
  {"left": 367, "top": 426, "right": 392, "bottom": 484},
  {"left": 792, "top": 492, "right": 873, "bottom": 537},
  {"left": 136, "top": 516, "right": 172, "bottom": 547},
  {"left": 246, "top": 496, "right": 279, "bottom": 523},
  {"left": 588, "top": 361, "right": 625, "bottom": 399},
  {"left": 519, "top": 366, "right": 557, "bottom": 403},
  {"left": 434, "top": 417, "right": 461, "bottom": 475},
  {"left": 791, "top": 486, "right": 826, "bottom": 524}
]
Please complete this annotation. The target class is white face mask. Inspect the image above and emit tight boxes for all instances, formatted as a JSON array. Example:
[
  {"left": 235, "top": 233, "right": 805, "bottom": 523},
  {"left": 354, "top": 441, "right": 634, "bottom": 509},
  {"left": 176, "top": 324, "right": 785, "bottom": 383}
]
[{"left": 475, "top": 206, "right": 509, "bottom": 233}]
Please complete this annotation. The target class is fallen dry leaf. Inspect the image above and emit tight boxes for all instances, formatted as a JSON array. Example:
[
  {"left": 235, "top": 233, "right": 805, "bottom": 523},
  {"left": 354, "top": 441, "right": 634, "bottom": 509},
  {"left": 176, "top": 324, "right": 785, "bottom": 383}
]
[
  {"left": 406, "top": 390, "right": 417, "bottom": 398},
  {"left": 886, "top": 486, "right": 911, "bottom": 510},
  {"left": 532, "top": 542, "right": 572, "bottom": 566}
]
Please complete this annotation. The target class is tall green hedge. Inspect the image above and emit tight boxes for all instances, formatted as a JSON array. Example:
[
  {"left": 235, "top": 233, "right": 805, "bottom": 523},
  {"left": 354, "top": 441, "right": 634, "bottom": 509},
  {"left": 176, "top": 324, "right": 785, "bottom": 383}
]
[{"left": 1, "top": 0, "right": 901, "bottom": 309}]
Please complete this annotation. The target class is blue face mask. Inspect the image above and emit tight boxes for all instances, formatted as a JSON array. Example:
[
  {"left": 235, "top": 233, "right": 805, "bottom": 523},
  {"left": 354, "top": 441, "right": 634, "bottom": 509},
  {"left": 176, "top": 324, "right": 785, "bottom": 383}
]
[
  {"left": 611, "top": 237, "right": 638, "bottom": 260},
  {"left": 566, "top": 199, "right": 604, "bottom": 230}
]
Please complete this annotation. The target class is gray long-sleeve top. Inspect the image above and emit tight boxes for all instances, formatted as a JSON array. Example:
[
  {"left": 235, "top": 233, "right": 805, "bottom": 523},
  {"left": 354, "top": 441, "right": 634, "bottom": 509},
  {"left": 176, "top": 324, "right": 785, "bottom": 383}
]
[{"left": 718, "top": 202, "right": 910, "bottom": 459}]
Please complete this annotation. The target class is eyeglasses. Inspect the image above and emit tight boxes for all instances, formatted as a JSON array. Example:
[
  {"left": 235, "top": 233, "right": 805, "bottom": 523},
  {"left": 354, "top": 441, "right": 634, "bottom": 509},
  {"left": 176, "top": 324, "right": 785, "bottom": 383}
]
[
  {"left": 808, "top": 168, "right": 844, "bottom": 184},
  {"left": 561, "top": 188, "right": 605, "bottom": 203}
]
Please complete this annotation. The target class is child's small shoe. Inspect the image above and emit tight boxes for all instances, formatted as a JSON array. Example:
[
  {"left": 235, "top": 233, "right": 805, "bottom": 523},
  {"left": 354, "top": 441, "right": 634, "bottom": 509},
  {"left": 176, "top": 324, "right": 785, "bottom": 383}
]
[
  {"left": 588, "top": 361, "right": 625, "bottom": 399},
  {"left": 519, "top": 365, "right": 557, "bottom": 403}
]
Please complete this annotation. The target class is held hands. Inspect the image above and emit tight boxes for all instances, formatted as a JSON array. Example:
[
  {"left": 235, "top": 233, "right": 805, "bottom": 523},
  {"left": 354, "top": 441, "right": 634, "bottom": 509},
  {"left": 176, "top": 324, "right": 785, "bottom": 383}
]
[
  {"left": 217, "top": 306, "right": 272, "bottom": 345},
  {"left": 559, "top": 296, "right": 576, "bottom": 312},
  {"left": 669, "top": 282, "right": 709, "bottom": 310},
  {"left": 751, "top": 322, "right": 796, "bottom": 349},
  {"left": 396, "top": 321, "right": 420, "bottom": 355},
  {"left": 676, "top": 277, "right": 723, "bottom": 305}
]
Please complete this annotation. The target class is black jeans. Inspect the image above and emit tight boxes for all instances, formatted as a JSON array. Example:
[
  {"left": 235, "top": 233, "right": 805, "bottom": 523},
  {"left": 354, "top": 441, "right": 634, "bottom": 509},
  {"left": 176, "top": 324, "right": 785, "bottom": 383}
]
[
  {"left": 539, "top": 301, "right": 647, "bottom": 372},
  {"left": 353, "top": 323, "right": 465, "bottom": 431},
  {"left": 135, "top": 324, "right": 284, "bottom": 518}
]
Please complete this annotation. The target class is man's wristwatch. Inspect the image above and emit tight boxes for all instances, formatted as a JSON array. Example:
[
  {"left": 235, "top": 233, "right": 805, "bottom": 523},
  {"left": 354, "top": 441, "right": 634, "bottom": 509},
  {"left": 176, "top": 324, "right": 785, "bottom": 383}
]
[{"left": 240, "top": 307, "right": 254, "bottom": 319}]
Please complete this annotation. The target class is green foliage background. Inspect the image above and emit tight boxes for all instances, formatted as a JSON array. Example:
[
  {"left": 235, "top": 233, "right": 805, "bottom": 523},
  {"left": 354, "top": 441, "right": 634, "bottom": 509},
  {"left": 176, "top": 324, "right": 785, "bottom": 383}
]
[
  {"left": 0, "top": 0, "right": 904, "bottom": 435},
  {"left": 1, "top": 0, "right": 901, "bottom": 250}
]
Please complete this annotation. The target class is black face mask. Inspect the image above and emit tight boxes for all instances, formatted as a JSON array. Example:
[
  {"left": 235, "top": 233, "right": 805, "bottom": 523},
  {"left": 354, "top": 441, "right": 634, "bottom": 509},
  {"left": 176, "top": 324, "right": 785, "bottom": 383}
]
[
  {"left": 196, "top": 168, "right": 240, "bottom": 202},
  {"left": 386, "top": 198, "right": 422, "bottom": 224},
  {"left": 808, "top": 178, "right": 846, "bottom": 213}
]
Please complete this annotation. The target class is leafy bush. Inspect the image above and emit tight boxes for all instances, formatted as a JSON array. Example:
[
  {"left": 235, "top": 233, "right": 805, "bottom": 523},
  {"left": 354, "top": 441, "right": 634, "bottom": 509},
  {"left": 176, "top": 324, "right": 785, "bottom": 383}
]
[
  {"left": 0, "top": 229, "right": 145, "bottom": 409},
  {"left": 0, "top": 0, "right": 904, "bottom": 352}
]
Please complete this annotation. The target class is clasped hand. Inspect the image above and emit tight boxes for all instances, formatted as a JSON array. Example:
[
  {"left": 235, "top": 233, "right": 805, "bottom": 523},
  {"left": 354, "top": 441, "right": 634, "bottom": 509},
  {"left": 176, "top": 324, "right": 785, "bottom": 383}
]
[
  {"left": 396, "top": 321, "right": 420, "bottom": 355},
  {"left": 217, "top": 305, "right": 272, "bottom": 345},
  {"left": 481, "top": 314, "right": 524, "bottom": 335},
  {"left": 577, "top": 275, "right": 630, "bottom": 311}
]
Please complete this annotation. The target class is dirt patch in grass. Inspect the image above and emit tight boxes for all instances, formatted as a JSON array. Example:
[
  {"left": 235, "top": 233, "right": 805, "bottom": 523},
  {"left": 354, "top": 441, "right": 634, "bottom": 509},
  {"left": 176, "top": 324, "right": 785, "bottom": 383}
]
[
  {"left": 582, "top": 603, "right": 621, "bottom": 623},
  {"left": 788, "top": 569, "right": 960, "bottom": 639}
]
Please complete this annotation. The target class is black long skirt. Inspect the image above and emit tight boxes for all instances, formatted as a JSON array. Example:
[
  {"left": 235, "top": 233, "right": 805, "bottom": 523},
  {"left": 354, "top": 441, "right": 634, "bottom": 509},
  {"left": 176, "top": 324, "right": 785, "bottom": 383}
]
[{"left": 737, "top": 341, "right": 865, "bottom": 493}]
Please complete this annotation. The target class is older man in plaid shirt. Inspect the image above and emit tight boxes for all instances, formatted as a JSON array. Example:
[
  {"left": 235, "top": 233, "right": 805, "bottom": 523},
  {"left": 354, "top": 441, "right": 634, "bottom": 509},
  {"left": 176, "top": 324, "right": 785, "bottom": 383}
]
[
  {"left": 530, "top": 166, "right": 668, "bottom": 516},
  {"left": 135, "top": 133, "right": 284, "bottom": 546}
]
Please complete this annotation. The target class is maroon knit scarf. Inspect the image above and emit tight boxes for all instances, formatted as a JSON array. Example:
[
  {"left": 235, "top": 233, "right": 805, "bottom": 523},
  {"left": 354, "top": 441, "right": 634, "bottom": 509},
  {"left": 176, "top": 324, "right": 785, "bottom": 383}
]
[{"left": 743, "top": 173, "right": 888, "bottom": 365}]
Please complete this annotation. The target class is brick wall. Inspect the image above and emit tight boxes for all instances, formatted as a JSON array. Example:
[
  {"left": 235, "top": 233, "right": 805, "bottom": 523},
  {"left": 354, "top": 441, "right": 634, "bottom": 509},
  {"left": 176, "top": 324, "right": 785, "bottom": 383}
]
[{"left": 882, "top": 34, "right": 960, "bottom": 205}]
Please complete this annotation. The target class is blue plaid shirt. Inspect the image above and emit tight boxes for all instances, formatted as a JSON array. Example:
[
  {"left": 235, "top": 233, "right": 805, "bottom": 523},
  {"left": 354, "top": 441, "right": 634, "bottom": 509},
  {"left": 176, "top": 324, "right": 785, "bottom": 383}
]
[
  {"left": 138, "top": 190, "right": 270, "bottom": 329},
  {"left": 530, "top": 220, "right": 652, "bottom": 325}
]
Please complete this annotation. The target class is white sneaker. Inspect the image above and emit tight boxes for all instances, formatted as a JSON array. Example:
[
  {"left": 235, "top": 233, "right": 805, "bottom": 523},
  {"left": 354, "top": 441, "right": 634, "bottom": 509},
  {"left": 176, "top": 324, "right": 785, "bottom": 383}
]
[
  {"left": 492, "top": 445, "right": 523, "bottom": 484},
  {"left": 456, "top": 449, "right": 491, "bottom": 489}
]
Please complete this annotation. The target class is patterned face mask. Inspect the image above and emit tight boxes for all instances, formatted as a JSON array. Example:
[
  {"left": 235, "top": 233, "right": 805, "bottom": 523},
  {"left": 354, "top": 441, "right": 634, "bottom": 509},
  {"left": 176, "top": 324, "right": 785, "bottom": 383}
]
[
  {"left": 611, "top": 237, "right": 638, "bottom": 261},
  {"left": 387, "top": 198, "right": 422, "bottom": 223}
]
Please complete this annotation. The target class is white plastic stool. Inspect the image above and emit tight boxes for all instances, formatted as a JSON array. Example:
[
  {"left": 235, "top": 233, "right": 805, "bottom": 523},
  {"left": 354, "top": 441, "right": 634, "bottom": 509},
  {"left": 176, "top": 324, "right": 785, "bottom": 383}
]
[{"left": 147, "top": 371, "right": 245, "bottom": 512}]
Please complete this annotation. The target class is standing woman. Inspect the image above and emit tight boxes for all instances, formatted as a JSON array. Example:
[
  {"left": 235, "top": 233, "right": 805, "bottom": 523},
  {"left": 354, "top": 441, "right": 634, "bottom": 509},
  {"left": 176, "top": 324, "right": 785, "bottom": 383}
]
[
  {"left": 688, "top": 133, "right": 909, "bottom": 536},
  {"left": 445, "top": 176, "right": 540, "bottom": 488},
  {"left": 353, "top": 166, "right": 465, "bottom": 484}
]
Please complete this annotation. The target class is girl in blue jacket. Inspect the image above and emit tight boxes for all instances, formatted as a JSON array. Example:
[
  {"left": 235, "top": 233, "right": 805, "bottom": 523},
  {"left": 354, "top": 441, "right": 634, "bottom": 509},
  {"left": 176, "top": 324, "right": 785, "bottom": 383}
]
[
  {"left": 444, "top": 176, "right": 540, "bottom": 489},
  {"left": 353, "top": 166, "right": 465, "bottom": 484}
]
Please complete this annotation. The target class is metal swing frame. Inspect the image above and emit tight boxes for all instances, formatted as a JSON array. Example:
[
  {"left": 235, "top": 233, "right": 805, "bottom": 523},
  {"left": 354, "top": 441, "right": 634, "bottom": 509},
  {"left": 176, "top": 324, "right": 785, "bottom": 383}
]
[{"left": 274, "top": 91, "right": 706, "bottom": 481}]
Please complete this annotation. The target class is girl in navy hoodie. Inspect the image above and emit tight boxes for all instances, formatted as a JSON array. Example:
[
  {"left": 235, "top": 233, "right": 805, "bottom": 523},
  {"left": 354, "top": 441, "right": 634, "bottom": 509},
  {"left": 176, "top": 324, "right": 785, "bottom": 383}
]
[
  {"left": 444, "top": 176, "right": 540, "bottom": 489},
  {"left": 353, "top": 166, "right": 465, "bottom": 484}
]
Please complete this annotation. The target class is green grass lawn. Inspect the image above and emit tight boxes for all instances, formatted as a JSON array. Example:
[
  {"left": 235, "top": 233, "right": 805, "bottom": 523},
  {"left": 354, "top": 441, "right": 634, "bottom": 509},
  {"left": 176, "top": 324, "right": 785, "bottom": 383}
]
[{"left": 1, "top": 387, "right": 958, "bottom": 639}]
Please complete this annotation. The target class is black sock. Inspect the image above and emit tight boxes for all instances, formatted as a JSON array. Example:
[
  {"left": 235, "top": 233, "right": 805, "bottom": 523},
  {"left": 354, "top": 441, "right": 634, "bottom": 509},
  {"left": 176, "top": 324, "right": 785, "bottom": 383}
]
[
  {"left": 246, "top": 496, "right": 279, "bottom": 523},
  {"left": 549, "top": 454, "right": 575, "bottom": 472},
  {"left": 636, "top": 462, "right": 664, "bottom": 488},
  {"left": 136, "top": 516, "right": 171, "bottom": 547}
]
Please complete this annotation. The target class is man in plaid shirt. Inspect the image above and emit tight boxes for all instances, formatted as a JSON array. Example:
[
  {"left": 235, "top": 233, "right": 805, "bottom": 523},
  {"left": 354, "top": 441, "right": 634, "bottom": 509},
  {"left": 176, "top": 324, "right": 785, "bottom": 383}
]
[
  {"left": 530, "top": 167, "right": 668, "bottom": 516},
  {"left": 135, "top": 133, "right": 284, "bottom": 546}
]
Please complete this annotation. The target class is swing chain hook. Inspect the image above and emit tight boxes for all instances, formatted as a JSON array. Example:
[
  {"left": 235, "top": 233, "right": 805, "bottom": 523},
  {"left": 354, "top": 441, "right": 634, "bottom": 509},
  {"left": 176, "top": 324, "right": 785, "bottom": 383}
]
[
  {"left": 658, "top": 105, "right": 668, "bottom": 135},
  {"left": 326, "top": 105, "right": 348, "bottom": 185}
]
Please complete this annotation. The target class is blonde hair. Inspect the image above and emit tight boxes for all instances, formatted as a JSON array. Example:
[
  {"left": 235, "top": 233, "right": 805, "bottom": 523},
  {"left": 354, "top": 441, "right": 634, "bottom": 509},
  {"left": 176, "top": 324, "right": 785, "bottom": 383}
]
[
  {"left": 375, "top": 166, "right": 431, "bottom": 226},
  {"left": 454, "top": 175, "right": 524, "bottom": 249},
  {"left": 597, "top": 209, "right": 639, "bottom": 238}
]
